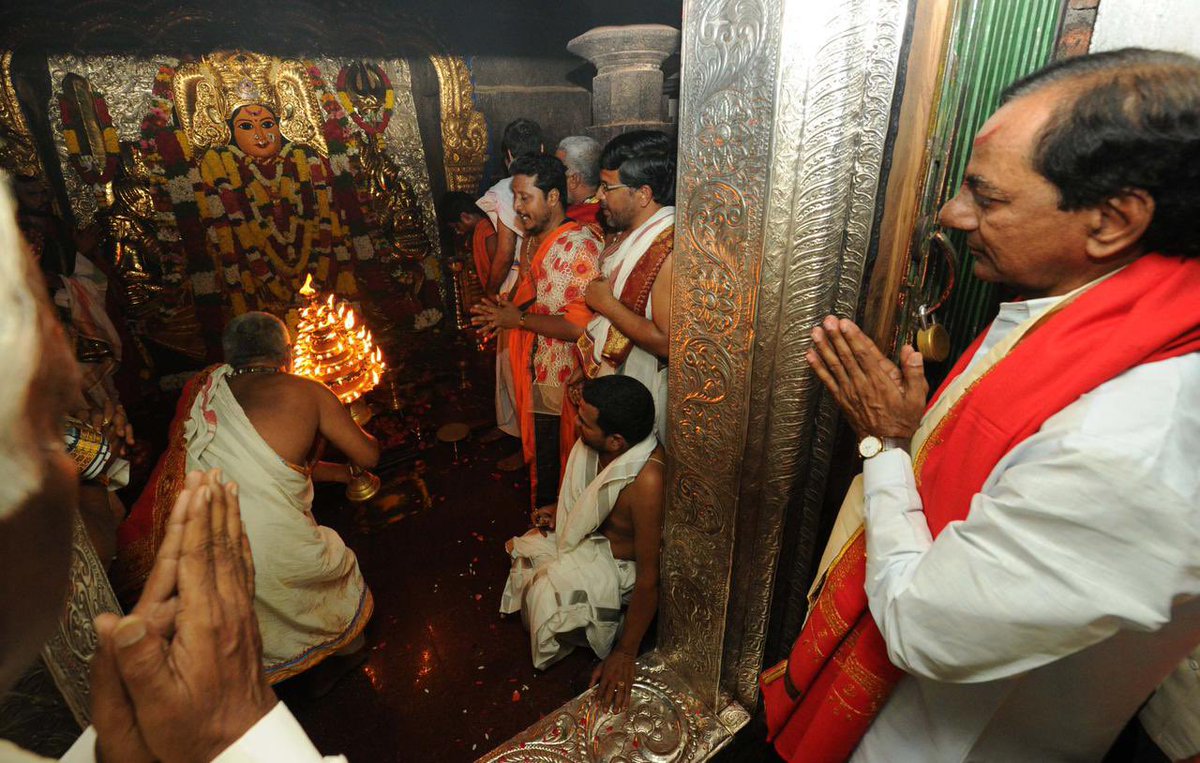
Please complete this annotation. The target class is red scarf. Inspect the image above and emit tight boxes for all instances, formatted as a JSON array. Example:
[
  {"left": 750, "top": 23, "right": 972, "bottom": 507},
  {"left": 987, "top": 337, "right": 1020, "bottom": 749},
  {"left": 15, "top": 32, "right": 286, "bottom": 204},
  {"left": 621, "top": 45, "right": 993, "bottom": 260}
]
[
  {"left": 761, "top": 254, "right": 1200, "bottom": 762},
  {"left": 113, "top": 365, "right": 219, "bottom": 606},
  {"left": 508, "top": 220, "right": 593, "bottom": 505}
]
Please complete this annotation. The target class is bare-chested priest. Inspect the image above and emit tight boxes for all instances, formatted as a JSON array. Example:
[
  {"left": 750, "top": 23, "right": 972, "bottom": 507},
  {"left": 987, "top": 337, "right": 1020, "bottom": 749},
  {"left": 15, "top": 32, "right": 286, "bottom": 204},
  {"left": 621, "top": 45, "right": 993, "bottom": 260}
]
[
  {"left": 115, "top": 311, "right": 379, "bottom": 683},
  {"left": 500, "top": 375, "right": 664, "bottom": 712}
]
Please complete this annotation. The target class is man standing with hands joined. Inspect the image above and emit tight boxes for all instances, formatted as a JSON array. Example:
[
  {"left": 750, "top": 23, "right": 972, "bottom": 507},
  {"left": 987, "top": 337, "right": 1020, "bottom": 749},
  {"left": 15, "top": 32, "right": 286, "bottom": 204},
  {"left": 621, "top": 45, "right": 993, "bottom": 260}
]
[
  {"left": 473, "top": 154, "right": 602, "bottom": 508},
  {"left": 762, "top": 49, "right": 1200, "bottom": 763}
]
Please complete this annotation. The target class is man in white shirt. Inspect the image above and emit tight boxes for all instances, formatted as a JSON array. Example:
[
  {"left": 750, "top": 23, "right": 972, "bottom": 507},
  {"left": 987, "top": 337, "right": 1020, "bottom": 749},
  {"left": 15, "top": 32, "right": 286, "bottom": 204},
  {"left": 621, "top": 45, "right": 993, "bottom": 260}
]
[
  {"left": 0, "top": 182, "right": 341, "bottom": 761},
  {"left": 761, "top": 49, "right": 1200, "bottom": 762},
  {"left": 476, "top": 119, "right": 543, "bottom": 466}
]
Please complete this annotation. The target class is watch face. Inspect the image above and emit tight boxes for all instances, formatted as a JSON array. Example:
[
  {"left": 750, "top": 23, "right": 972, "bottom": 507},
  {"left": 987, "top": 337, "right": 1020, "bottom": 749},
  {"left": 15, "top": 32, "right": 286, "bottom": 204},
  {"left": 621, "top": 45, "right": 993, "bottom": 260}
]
[{"left": 858, "top": 435, "right": 883, "bottom": 459}]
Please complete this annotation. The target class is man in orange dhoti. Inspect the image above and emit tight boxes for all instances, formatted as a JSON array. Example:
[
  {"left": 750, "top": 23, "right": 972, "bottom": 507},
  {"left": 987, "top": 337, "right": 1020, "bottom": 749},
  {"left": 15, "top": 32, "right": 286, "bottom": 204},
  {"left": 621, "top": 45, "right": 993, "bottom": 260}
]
[
  {"left": 762, "top": 49, "right": 1200, "bottom": 762},
  {"left": 473, "top": 154, "right": 602, "bottom": 508},
  {"left": 115, "top": 312, "right": 380, "bottom": 684}
]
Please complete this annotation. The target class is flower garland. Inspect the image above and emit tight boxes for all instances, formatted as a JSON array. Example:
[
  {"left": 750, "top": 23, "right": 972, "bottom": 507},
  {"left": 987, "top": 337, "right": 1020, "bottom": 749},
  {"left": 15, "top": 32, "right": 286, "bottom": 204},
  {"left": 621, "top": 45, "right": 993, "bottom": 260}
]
[
  {"left": 60, "top": 81, "right": 120, "bottom": 186},
  {"left": 335, "top": 62, "right": 394, "bottom": 137},
  {"left": 197, "top": 143, "right": 340, "bottom": 312}
]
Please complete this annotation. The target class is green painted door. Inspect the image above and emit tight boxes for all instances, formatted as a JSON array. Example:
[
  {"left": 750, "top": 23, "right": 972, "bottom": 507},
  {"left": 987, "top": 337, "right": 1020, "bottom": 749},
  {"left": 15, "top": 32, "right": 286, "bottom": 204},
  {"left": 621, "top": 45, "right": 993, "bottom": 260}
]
[{"left": 903, "top": 0, "right": 1065, "bottom": 378}]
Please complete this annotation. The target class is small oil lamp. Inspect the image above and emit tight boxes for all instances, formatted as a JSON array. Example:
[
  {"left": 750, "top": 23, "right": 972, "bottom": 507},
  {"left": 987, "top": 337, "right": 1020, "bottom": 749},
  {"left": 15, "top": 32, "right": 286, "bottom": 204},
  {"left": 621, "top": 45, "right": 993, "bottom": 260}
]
[{"left": 292, "top": 275, "right": 387, "bottom": 502}]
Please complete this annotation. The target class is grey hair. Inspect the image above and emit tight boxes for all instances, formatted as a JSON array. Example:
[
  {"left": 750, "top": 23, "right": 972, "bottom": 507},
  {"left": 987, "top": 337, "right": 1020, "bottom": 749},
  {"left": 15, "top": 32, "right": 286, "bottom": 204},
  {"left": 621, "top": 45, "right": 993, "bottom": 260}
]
[
  {"left": 0, "top": 176, "right": 42, "bottom": 517},
  {"left": 556, "top": 135, "right": 601, "bottom": 188},
  {"left": 222, "top": 311, "right": 291, "bottom": 368}
]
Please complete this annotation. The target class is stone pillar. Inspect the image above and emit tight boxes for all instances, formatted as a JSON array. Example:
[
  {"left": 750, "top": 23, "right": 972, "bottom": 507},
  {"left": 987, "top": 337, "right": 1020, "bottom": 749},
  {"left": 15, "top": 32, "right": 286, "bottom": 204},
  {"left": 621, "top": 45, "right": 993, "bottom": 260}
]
[{"left": 567, "top": 24, "right": 680, "bottom": 145}]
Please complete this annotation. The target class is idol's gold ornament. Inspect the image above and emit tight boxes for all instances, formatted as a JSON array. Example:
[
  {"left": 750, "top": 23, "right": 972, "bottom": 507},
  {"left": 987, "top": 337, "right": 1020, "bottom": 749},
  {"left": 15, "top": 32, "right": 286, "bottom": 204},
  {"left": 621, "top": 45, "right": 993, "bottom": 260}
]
[
  {"left": 99, "top": 143, "right": 163, "bottom": 317},
  {"left": 173, "top": 51, "right": 329, "bottom": 157},
  {"left": 0, "top": 51, "right": 44, "bottom": 179},
  {"left": 358, "top": 135, "right": 429, "bottom": 260},
  {"left": 429, "top": 55, "right": 488, "bottom": 193}
]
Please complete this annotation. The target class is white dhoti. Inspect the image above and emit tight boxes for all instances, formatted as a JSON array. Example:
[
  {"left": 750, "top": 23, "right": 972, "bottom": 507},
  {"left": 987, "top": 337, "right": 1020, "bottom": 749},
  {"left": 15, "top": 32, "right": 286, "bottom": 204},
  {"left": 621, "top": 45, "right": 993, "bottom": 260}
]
[
  {"left": 185, "top": 366, "right": 372, "bottom": 682},
  {"left": 478, "top": 177, "right": 524, "bottom": 438},
  {"left": 582, "top": 207, "right": 674, "bottom": 438},
  {"left": 500, "top": 434, "right": 657, "bottom": 669}
]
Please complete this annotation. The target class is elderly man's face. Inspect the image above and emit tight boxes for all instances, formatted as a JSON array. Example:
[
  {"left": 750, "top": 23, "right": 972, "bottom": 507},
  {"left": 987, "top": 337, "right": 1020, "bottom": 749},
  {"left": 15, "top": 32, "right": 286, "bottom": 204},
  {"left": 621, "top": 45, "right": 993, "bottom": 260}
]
[
  {"left": 0, "top": 298, "right": 79, "bottom": 692},
  {"left": 938, "top": 86, "right": 1097, "bottom": 298}
]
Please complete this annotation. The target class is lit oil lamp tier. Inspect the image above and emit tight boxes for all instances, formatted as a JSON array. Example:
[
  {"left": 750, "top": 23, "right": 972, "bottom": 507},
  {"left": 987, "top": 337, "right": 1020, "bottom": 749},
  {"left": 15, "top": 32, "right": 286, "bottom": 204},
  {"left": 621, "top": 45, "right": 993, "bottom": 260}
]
[{"left": 293, "top": 275, "right": 387, "bottom": 501}]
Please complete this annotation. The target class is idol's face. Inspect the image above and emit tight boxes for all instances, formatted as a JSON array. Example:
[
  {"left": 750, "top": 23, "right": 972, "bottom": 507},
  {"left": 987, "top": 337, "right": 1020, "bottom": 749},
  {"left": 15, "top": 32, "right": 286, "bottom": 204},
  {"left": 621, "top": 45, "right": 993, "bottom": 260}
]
[
  {"left": 231, "top": 104, "right": 283, "bottom": 161},
  {"left": 512, "top": 173, "right": 556, "bottom": 236},
  {"left": 597, "top": 169, "right": 636, "bottom": 231},
  {"left": 937, "top": 86, "right": 1095, "bottom": 299}
]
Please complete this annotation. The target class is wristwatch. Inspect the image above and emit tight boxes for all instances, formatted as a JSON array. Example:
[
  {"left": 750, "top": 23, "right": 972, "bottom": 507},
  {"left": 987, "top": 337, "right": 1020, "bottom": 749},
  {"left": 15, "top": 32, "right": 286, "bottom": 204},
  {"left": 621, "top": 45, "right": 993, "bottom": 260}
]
[{"left": 857, "top": 435, "right": 905, "bottom": 459}]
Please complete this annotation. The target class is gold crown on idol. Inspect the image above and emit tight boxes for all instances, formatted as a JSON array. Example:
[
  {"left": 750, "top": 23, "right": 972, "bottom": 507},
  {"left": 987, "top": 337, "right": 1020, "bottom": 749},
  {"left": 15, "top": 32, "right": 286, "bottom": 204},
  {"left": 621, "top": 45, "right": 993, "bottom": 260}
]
[{"left": 173, "top": 50, "right": 329, "bottom": 156}]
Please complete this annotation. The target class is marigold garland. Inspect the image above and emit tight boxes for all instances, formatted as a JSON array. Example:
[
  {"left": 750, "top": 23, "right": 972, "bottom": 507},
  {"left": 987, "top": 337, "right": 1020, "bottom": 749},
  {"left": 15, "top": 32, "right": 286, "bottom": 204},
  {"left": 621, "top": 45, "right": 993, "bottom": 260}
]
[
  {"left": 335, "top": 62, "right": 395, "bottom": 137},
  {"left": 59, "top": 82, "right": 120, "bottom": 186}
]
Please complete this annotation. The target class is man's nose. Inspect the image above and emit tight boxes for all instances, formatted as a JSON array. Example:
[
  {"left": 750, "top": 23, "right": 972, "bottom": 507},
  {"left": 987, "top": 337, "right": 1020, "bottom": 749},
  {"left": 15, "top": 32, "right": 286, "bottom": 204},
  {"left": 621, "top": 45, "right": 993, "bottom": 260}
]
[{"left": 938, "top": 189, "right": 976, "bottom": 232}]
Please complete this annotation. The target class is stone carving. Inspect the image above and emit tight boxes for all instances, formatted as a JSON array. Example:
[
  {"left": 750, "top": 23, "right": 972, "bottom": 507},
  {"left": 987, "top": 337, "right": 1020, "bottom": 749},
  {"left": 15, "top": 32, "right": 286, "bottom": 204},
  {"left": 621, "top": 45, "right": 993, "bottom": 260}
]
[
  {"left": 40, "top": 510, "right": 123, "bottom": 726},
  {"left": 479, "top": 652, "right": 748, "bottom": 763}
]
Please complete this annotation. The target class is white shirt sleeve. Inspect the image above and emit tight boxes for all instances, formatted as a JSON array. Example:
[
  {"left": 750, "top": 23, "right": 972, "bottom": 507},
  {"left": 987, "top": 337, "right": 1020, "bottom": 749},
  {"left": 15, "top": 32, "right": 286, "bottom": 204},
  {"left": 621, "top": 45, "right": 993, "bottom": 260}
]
[
  {"left": 862, "top": 356, "right": 1200, "bottom": 683},
  {"left": 57, "top": 703, "right": 344, "bottom": 763}
]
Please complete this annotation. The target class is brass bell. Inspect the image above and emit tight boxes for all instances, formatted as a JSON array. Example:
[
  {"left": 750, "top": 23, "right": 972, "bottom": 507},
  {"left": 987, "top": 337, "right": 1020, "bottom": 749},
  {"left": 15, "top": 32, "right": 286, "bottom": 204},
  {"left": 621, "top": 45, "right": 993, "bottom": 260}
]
[
  {"left": 916, "top": 304, "right": 951, "bottom": 362},
  {"left": 346, "top": 464, "right": 381, "bottom": 503}
]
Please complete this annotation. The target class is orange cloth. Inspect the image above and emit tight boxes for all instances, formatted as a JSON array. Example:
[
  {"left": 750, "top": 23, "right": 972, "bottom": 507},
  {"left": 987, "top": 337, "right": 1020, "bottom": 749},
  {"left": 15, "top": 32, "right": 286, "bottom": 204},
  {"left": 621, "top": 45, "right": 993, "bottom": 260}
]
[
  {"left": 471, "top": 217, "right": 496, "bottom": 289},
  {"left": 508, "top": 220, "right": 601, "bottom": 505},
  {"left": 761, "top": 253, "right": 1200, "bottom": 763}
]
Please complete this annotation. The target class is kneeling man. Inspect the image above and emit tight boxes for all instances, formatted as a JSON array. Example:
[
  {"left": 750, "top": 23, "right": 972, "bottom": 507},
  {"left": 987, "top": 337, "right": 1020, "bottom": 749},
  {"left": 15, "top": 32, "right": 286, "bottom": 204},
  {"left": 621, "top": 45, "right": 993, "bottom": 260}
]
[
  {"left": 500, "top": 375, "right": 664, "bottom": 707},
  {"left": 115, "top": 311, "right": 380, "bottom": 682}
]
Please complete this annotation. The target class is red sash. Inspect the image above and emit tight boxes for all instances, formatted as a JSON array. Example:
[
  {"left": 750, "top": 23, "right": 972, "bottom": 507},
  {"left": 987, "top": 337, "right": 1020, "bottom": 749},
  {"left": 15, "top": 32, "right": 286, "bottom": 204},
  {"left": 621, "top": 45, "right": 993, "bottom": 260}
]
[
  {"left": 112, "top": 365, "right": 219, "bottom": 605},
  {"left": 471, "top": 217, "right": 496, "bottom": 288},
  {"left": 761, "top": 254, "right": 1200, "bottom": 762},
  {"left": 508, "top": 221, "right": 592, "bottom": 505}
]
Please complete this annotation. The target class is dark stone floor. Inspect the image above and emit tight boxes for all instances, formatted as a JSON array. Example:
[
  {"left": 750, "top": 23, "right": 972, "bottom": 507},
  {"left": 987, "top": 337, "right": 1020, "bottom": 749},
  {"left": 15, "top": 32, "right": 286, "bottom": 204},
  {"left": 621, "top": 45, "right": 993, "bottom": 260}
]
[{"left": 275, "top": 327, "right": 600, "bottom": 762}]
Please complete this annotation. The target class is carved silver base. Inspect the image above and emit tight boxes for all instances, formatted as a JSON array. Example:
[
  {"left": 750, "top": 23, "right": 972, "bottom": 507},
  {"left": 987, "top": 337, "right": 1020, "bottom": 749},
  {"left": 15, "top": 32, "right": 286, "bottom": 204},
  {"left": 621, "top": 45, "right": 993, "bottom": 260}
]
[{"left": 478, "top": 651, "right": 750, "bottom": 762}]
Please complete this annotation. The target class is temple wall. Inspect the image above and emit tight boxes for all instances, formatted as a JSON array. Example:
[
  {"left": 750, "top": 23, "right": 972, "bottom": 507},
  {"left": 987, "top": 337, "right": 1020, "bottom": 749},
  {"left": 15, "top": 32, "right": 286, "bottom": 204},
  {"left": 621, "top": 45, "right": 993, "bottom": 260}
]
[
  {"left": 1090, "top": 0, "right": 1200, "bottom": 56},
  {"left": 470, "top": 55, "right": 592, "bottom": 189}
]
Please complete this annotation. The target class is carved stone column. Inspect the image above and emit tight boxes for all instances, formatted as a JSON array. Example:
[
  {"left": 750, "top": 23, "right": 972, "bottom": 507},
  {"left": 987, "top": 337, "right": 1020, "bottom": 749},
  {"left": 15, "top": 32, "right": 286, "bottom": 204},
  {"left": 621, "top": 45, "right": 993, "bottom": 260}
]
[{"left": 568, "top": 24, "right": 680, "bottom": 145}]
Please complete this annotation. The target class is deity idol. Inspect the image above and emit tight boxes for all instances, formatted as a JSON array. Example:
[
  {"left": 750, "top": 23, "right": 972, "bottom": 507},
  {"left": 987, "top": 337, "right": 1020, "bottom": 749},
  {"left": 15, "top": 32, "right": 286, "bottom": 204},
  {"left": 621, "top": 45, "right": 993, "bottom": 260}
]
[{"left": 174, "top": 52, "right": 367, "bottom": 318}]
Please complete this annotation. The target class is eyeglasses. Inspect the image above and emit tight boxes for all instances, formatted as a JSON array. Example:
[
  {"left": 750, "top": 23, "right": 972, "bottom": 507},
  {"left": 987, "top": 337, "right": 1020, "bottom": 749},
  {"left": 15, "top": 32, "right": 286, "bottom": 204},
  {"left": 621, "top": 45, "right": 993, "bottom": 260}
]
[{"left": 598, "top": 182, "right": 632, "bottom": 193}]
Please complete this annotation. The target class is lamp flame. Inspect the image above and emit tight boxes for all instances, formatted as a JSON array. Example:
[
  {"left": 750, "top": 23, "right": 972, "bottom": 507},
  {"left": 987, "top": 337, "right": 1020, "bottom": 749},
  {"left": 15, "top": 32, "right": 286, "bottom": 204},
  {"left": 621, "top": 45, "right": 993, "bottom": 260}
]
[{"left": 299, "top": 274, "right": 316, "bottom": 298}]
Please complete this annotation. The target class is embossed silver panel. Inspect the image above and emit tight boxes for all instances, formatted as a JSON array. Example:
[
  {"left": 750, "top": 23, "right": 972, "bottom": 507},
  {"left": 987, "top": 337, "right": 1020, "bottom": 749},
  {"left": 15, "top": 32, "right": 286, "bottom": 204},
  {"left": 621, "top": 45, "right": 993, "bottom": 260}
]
[
  {"left": 478, "top": 652, "right": 749, "bottom": 763},
  {"left": 719, "top": 0, "right": 910, "bottom": 707},
  {"left": 40, "top": 511, "right": 123, "bottom": 726}
]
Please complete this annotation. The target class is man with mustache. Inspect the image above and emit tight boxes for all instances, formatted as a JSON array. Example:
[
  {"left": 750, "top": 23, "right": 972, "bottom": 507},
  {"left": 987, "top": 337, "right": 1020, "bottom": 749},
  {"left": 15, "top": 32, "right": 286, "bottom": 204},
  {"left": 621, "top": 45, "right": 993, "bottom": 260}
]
[
  {"left": 762, "top": 48, "right": 1200, "bottom": 763},
  {"left": 472, "top": 154, "right": 602, "bottom": 509}
]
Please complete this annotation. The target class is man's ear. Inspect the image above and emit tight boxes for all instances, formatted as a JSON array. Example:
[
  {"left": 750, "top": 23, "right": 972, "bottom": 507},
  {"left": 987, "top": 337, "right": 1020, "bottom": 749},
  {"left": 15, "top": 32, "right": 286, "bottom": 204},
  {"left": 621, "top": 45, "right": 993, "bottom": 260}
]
[
  {"left": 547, "top": 187, "right": 561, "bottom": 209},
  {"left": 606, "top": 433, "right": 627, "bottom": 454},
  {"left": 459, "top": 212, "right": 473, "bottom": 227},
  {"left": 1085, "top": 189, "right": 1155, "bottom": 261}
]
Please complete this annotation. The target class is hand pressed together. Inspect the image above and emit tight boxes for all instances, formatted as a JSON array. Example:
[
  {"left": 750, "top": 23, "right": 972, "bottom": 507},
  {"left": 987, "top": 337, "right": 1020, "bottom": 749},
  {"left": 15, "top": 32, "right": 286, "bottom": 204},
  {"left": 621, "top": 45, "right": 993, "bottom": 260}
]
[
  {"left": 470, "top": 296, "right": 523, "bottom": 338},
  {"left": 805, "top": 316, "right": 928, "bottom": 440},
  {"left": 90, "top": 469, "right": 277, "bottom": 763}
]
